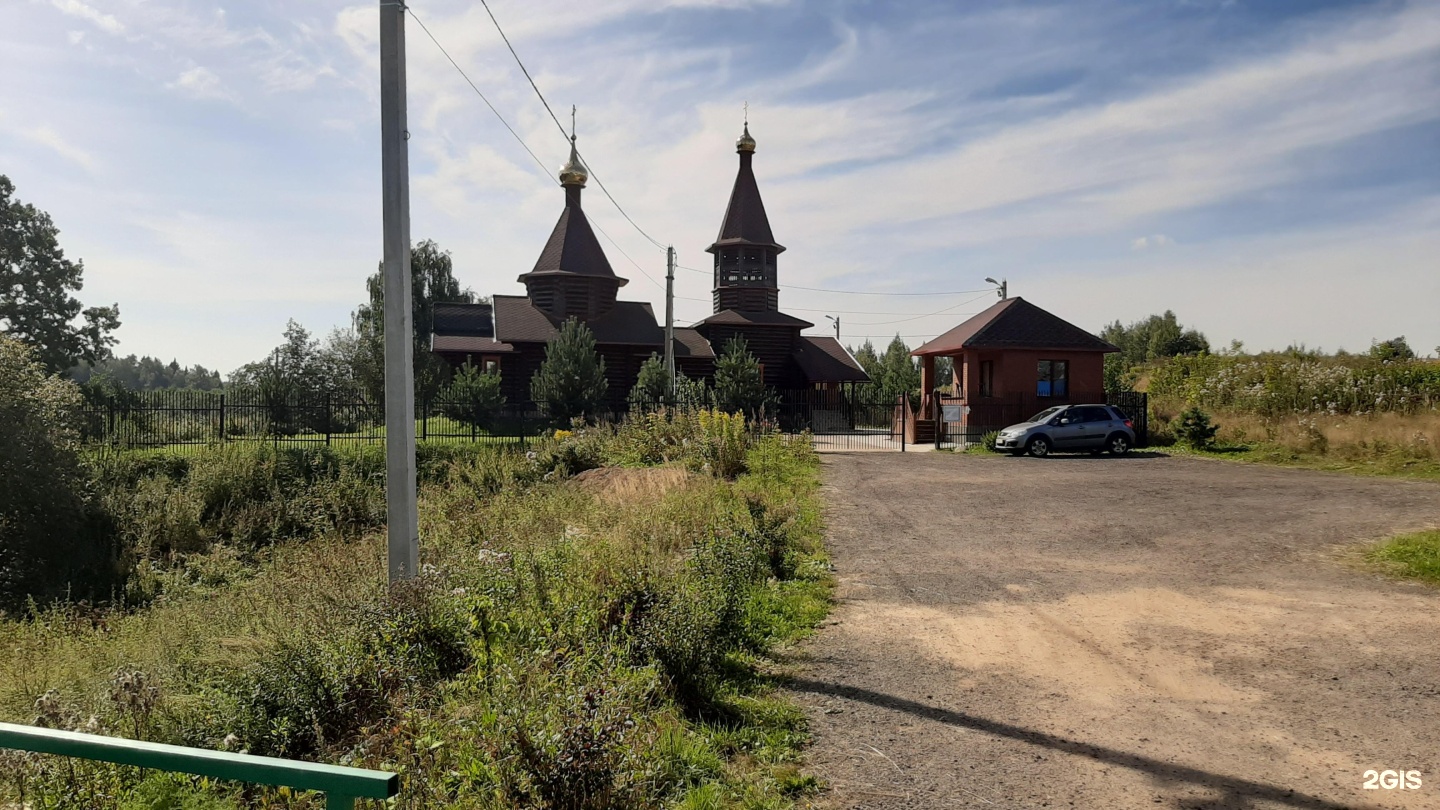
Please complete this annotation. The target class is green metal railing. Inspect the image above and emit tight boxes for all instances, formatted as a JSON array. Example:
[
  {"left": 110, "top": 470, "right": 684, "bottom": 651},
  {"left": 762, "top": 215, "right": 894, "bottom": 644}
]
[{"left": 0, "top": 722, "right": 398, "bottom": 809}]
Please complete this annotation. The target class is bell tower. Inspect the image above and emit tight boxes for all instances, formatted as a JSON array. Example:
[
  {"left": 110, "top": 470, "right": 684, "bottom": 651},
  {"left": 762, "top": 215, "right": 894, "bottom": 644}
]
[{"left": 708, "top": 118, "right": 785, "bottom": 313}]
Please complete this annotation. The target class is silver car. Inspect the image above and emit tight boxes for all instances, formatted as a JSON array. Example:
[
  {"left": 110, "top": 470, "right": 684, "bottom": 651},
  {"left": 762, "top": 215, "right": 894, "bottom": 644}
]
[{"left": 993, "top": 404, "right": 1136, "bottom": 457}]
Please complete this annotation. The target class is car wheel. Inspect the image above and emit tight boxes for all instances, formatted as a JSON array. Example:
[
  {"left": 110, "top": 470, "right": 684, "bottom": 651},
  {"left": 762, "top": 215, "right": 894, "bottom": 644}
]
[
  {"left": 1107, "top": 433, "right": 1131, "bottom": 455},
  {"left": 1026, "top": 436, "right": 1051, "bottom": 457}
]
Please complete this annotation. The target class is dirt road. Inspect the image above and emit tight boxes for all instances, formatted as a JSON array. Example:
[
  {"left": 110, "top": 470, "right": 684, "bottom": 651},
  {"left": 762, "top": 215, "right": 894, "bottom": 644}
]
[{"left": 792, "top": 453, "right": 1440, "bottom": 809}]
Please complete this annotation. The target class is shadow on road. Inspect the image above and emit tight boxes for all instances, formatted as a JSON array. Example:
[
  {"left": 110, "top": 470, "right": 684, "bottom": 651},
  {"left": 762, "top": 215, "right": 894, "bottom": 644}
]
[
  {"left": 790, "top": 678, "right": 1371, "bottom": 810},
  {"left": 996, "top": 451, "right": 1172, "bottom": 460}
]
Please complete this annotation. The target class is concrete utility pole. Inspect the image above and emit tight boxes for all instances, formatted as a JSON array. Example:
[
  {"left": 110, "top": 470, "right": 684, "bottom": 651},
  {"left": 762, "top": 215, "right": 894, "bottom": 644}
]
[
  {"left": 826, "top": 314, "right": 840, "bottom": 340},
  {"left": 664, "top": 245, "right": 676, "bottom": 395},
  {"left": 379, "top": 0, "right": 418, "bottom": 583}
]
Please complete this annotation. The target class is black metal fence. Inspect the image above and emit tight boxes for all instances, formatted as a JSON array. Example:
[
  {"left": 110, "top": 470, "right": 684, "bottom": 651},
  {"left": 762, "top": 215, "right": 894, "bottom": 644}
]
[
  {"left": 76, "top": 387, "right": 913, "bottom": 452},
  {"left": 771, "top": 395, "right": 908, "bottom": 452}
]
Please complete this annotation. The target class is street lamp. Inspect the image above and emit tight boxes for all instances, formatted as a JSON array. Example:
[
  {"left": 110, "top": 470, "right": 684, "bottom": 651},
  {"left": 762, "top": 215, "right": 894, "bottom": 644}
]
[
  {"left": 985, "top": 277, "right": 1007, "bottom": 300},
  {"left": 825, "top": 314, "right": 840, "bottom": 340}
]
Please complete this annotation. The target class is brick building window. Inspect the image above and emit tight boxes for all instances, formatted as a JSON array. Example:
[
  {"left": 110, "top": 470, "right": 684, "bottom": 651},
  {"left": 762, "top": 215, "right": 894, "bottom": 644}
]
[
  {"left": 979, "top": 360, "right": 994, "bottom": 398},
  {"left": 1037, "top": 360, "right": 1068, "bottom": 397}
]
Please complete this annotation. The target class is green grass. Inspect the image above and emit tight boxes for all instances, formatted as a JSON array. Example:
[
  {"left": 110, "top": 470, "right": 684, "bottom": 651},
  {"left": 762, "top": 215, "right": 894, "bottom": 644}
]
[
  {"left": 3, "top": 417, "right": 833, "bottom": 809},
  {"left": 1367, "top": 530, "right": 1440, "bottom": 585},
  {"left": 1162, "top": 441, "right": 1440, "bottom": 481}
]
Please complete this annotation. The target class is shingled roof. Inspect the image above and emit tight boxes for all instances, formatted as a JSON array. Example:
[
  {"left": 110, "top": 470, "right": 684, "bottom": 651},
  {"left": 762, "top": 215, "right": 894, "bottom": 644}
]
[
  {"left": 431, "top": 335, "right": 514, "bottom": 354},
  {"left": 694, "top": 309, "right": 813, "bottom": 329},
  {"left": 911, "top": 297, "right": 1118, "bottom": 357},
  {"left": 492, "top": 295, "right": 663, "bottom": 346},
  {"left": 707, "top": 148, "right": 785, "bottom": 254},
  {"left": 668, "top": 328, "right": 712, "bottom": 359},
  {"left": 518, "top": 191, "right": 624, "bottom": 284},
  {"left": 793, "top": 336, "right": 870, "bottom": 383}
]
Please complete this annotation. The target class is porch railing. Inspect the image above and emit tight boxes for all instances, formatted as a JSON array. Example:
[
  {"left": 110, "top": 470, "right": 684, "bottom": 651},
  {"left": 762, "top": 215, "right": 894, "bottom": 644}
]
[{"left": 0, "top": 722, "right": 398, "bottom": 809}]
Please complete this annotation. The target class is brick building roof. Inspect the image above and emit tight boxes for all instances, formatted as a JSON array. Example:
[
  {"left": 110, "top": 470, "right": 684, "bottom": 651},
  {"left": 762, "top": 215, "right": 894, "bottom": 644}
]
[{"left": 911, "top": 297, "right": 1118, "bottom": 357}]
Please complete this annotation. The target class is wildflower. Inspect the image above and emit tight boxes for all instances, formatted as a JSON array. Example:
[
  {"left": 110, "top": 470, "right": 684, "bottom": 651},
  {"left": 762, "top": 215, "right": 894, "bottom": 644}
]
[{"left": 477, "top": 549, "right": 511, "bottom": 565}]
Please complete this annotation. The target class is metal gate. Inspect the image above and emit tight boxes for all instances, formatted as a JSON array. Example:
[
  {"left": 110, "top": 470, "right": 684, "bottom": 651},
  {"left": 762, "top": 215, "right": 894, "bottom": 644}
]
[{"left": 774, "top": 390, "right": 909, "bottom": 452}]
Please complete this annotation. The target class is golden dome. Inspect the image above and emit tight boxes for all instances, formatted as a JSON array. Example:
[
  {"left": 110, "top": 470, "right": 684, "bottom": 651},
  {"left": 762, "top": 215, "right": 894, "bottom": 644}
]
[
  {"left": 736, "top": 123, "right": 756, "bottom": 153},
  {"left": 559, "top": 136, "right": 588, "bottom": 186}
]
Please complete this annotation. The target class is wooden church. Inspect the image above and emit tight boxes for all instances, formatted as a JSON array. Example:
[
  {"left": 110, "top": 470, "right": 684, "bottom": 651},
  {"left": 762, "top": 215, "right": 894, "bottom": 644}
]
[{"left": 429, "top": 122, "right": 869, "bottom": 406}]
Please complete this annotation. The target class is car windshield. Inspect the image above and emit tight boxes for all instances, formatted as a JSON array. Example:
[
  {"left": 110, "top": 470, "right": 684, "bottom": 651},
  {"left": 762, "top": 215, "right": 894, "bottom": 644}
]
[{"left": 1026, "top": 406, "right": 1065, "bottom": 423}]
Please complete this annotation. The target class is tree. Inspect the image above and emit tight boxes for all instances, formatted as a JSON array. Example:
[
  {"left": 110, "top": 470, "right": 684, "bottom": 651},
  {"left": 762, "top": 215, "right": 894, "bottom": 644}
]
[
  {"left": 0, "top": 335, "right": 122, "bottom": 612},
  {"left": 352, "top": 239, "right": 476, "bottom": 402},
  {"left": 0, "top": 175, "right": 120, "bottom": 373},
  {"left": 851, "top": 339, "right": 880, "bottom": 378},
  {"left": 441, "top": 360, "right": 505, "bottom": 430},
  {"left": 530, "top": 318, "right": 607, "bottom": 423},
  {"left": 628, "top": 353, "right": 671, "bottom": 410},
  {"left": 1100, "top": 311, "right": 1209, "bottom": 366},
  {"left": 227, "top": 320, "right": 336, "bottom": 435},
  {"left": 228, "top": 320, "right": 326, "bottom": 392},
  {"left": 68, "top": 354, "right": 222, "bottom": 390},
  {"left": 877, "top": 335, "right": 920, "bottom": 407},
  {"left": 1369, "top": 336, "right": 1415, "bottom": 363},
  {"left": 712, "top": 336, "right": 771, "bottom": 416}
]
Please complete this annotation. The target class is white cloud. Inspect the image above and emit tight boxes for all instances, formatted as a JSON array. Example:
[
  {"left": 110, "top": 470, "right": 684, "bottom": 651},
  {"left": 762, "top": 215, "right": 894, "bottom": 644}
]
[
  {"left": 168, "top": 66, "right": 228, "bottom": 100},
  {"left": 777, "top": 3, "right": 1440, "bottom": 253},
  {"left": 22, "top": 125, "right": 96, "bottom": 169},
  {"left": 1131, "top": 234, "right": 1174, "bottom": 251},
  {"left": 48, "top": 0, "right": 123, "bottom": 35}
]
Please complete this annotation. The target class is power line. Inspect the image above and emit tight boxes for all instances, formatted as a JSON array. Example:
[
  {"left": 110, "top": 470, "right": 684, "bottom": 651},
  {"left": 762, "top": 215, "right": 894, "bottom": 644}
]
[
  {"left": 796, "top": 284, "right": 992, "bottom": 297},
  {"left": 825, "top": 333, "right": 940, "bottom": 342},
  {"left": 676, "top": 266, "right": 991, "bottom": 296},
  {"left": 477, "top": 0, "right": 667, "bottom": 252},
  {"left": 406, "top": 7, "right": 556, "bottom": 185},
  {"left": 590, "top": 218, "right": 663, "bottom": 292},
  {"left": 848, "top": 292, "right": 992, "bottom": 326}
]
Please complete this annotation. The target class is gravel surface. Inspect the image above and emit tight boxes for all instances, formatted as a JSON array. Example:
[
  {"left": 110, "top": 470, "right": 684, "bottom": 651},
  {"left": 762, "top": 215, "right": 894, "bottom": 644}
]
[{"left": 791, "top": 452, "right": 1440, "bottom": 810}]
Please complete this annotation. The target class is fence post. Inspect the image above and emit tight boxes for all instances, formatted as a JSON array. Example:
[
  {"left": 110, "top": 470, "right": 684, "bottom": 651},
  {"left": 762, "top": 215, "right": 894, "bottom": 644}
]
[
  {"left": 422, "top": 398, "right": 429, "bottom": 442},
  {"left": 325, "top": 393, "right": 332, "bottom": 446},
  {"left": 219, "top": 393, "right": 226, "bottom": 444},
  {"left": 934, "top": 390, "right": 942, "bottom": 451},
  {"left": 107, "top": 395, "right": 116, "bottom": 447},
  {"left": 900, "top": 395, "right": 906, "bottom": 453}
]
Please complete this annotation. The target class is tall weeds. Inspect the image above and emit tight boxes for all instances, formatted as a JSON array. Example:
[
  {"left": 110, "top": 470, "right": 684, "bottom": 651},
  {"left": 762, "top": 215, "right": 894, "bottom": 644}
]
[{"left": 0, "top": 419, "right": 828, "bottom": 809}]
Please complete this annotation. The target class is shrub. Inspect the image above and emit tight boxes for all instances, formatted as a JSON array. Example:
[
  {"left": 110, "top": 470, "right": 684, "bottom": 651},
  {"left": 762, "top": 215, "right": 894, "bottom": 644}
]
[
  {"left": 531, "top": 318, "right": 608, "bottom": 424},
  {"left": 711, "top": 337, "right": 773, "bottom": 418},
  {"left": 628, "top": 353, "right": 671, "bottom": 411},
  {"left": 226, "top": 577, "right": 470, "bottom": 758},
  {"left": 1176, "top": 406, "right": 1219, "bottom": 449},
  {"left": 691, "top": 410, "right": 751, "bottom": 479},
  {"left": 0, "top": 336, "right": 124, "bottom": 612},
  {"left": 979, "top": 430, "right": 1000, "bottom": 453},
  {"left": 441, "top": 360, "right": 505, "bottom": 430}
]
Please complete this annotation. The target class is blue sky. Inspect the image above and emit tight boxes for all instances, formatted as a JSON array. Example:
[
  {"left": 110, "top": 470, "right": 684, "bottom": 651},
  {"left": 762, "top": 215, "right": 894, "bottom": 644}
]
[{"left": 3, "top": 0, "right": 1438, "bottom": 372}]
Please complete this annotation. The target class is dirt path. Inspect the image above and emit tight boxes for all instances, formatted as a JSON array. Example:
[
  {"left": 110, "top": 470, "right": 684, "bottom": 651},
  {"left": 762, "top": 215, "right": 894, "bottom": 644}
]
[{"left": 791, "top": 453, "right": 1440, "bottom": 809}]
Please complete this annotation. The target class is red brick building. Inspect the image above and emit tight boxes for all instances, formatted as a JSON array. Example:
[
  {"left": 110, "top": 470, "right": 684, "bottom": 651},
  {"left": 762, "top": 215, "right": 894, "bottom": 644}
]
[{"left": 908, "top": 297, "right": 1118, "bottom": 441}]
